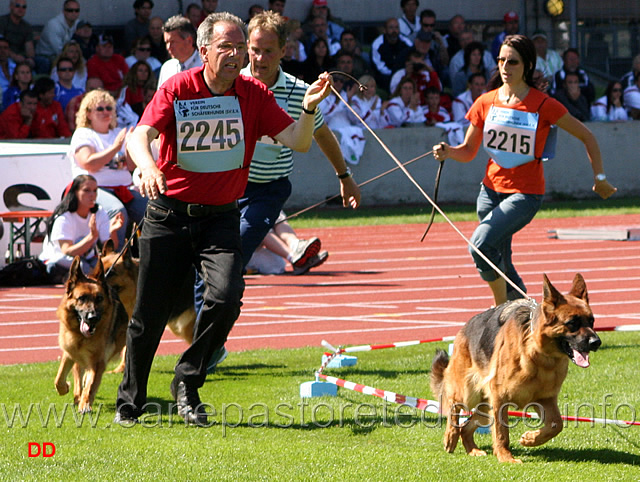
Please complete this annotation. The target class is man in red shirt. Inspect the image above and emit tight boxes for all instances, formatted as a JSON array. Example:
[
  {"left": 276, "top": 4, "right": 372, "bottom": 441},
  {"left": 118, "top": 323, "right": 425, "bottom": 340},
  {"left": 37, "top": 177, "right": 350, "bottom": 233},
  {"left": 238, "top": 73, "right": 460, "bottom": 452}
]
[
  {"left": 0, "top": 89, "right": 37, "bottom": 138},
  {"left": 86, "top": 34, "right": 128, "bottom": 96},
  {"left": 32, "top": 76, "right": 71, "bottom": 138},
  {"left": 115, "top": 12, "right": 331, "bottom": 426}
]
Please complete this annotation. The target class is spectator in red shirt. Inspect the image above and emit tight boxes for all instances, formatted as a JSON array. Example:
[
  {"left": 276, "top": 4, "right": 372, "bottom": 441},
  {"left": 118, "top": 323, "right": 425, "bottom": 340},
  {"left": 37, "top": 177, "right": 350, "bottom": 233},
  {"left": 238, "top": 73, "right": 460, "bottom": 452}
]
[
  {"left": 0, "top": 88, "right": 37, "bottom": 138},
  {"left": 32, "top": 76, "right": 72, "bottom": 138},
  {"left": 87, "top": 34, "right": 128, "bottom": 97}
]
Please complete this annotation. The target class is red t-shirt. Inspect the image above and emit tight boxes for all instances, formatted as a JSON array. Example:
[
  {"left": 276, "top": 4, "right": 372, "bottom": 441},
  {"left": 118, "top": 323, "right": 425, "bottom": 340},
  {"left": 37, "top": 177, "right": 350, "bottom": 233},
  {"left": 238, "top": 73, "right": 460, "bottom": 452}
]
[
  {"left": 140, "top": 66, "right": 294, "bottom": 205},
  {"left": 32, "top": 101, "right": 72, "bottom": 139},
  {"left": 87, "top": 54, "right": 129, "bottom": 93},
  {"left": 466, "top": 88, "right": 567, "bottom": 195}
]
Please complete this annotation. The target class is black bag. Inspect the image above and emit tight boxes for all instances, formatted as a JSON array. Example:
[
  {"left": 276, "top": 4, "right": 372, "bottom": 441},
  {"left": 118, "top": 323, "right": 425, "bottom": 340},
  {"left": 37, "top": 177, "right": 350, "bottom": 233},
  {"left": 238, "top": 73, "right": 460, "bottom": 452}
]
[{"left": 0, "top": 257, "right": 52, "bottom": 286}]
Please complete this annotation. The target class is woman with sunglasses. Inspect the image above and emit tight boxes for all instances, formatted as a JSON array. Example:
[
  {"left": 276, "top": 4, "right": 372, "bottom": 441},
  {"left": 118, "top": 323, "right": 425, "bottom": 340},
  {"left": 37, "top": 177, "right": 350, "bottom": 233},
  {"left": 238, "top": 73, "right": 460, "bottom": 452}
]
[
  {"left": 70, "top": 89, "right": 147, "bottom": 248},
  {"left": 591, "top": 81, "right": 628, "bottom": 122},
  {"left": 433, "top": 34, "right": 617, "bottom": 306}
]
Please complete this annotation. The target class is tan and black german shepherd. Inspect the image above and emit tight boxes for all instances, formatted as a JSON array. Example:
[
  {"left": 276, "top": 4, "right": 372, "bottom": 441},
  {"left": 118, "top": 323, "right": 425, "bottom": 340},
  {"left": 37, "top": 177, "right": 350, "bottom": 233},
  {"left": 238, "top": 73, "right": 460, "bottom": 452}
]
[
  {"left": 54, "top": 257, "right": 128, "bottom": 413},
  {"left": 100, "top": 241, "right": 196, "bottom": 373},
  {"left": 430, "top": 273, "right": 601, "bottom": 463}
]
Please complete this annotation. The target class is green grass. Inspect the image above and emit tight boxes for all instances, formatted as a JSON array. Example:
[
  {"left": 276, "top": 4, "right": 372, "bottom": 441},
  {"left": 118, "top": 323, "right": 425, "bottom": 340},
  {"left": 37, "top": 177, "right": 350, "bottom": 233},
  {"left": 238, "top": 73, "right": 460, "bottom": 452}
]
[
  {"left": 287, "top": 196, "right": 640, "bottom": 229},
  {"left": 1, "top": 332, "right": 639, "bottom": 480}
]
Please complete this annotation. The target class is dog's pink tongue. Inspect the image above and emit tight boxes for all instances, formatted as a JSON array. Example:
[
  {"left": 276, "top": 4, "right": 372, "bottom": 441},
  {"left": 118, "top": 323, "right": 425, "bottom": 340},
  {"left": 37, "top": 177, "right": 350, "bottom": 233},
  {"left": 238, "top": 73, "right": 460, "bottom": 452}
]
[
  {"left": 80, "top": 321, "right": 91, "bottom": 337},
  {"left": 573, "top": 349, "right": 590, "bottom": 368}
]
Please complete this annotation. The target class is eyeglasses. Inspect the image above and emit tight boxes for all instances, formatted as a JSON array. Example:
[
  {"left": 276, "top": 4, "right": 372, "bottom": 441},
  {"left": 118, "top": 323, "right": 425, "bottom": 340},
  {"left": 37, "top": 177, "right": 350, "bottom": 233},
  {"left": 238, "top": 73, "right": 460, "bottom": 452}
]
[
  {"left": 612, "top": 88, "right": 622, "bottom": 92},
  {"left": 497, "top": 57, "right": 520, "bottom": 66},
  {"left": 58, "top": 67, "right": 74, "bottom": 72},
  {"left": 137, "top": 47, "right": 151, "bottom": 51},
  {"left": 13, "top": 3, "right": 27, "bottom": 8},
  {"left": 64, "top": 8, "right": 80, "bottom": 13},
  {"left": 422, "top": 23, "right": 435, "bottom": 28},
  {"left": 93, "top": 106, "right": 113, "bottom": 112}
]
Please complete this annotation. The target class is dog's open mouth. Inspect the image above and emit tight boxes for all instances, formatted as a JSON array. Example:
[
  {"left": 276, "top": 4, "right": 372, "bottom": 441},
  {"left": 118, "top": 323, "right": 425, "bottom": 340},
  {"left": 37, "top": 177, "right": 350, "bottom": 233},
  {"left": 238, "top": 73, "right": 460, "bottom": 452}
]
[
  {"left": 571, "top": 349, "right": 590, "bottom": 368},
  {"left": 80, "top": 320, "right": 94, "bottom": 337}
]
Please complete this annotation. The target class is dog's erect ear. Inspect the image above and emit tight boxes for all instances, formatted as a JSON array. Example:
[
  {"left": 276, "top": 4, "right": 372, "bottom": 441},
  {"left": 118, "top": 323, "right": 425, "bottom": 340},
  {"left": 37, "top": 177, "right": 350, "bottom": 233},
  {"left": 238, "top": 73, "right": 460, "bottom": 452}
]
[
  {"left": 569, "top": 273, "right": 589, "bottom": 304},
  {"left": 66, "top": 256, "right": 86, "bottom": 294},
  {"left": 101, "top": 239, "right": 115, "bottom": 256},
  {"left": 542, "top": 273, "right": 564, "bottom": 307},
  {"left": 94, "top": 257, "right": 105, "bottom": 281}
]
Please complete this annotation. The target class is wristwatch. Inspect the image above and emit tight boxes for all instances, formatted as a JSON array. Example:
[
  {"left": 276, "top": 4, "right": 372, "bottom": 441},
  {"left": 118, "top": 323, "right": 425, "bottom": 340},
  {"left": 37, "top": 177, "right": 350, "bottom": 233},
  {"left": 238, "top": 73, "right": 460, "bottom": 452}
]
[
  {"left": 595, "top": 173, "right": 607, "bottom": 182},
  {"left": 337, "top": 167, "right": 352, "bottom": 179}
]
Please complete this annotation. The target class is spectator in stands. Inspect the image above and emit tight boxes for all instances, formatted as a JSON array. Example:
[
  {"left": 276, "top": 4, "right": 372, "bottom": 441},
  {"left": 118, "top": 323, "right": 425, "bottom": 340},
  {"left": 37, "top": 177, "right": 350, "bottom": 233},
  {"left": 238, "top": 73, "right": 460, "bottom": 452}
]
[
  {"left": 413, "top": 30, "right": 446, "bottom": 88},
  {"left": 390, "top": 47, "right": 441, "bottom": 105},
  {"left": 268, "top": 0, "right": 286, "bottom": 16},
  {"left": 620, "top": 54, "right": 640, "bottom": 88},
  {"left": 281, "top": 37, "right": 303, "bottom": 78},
  {"left": 148, "top": 16, "right": 168, "bottom": 63},
  {"left": 491, "top": 11, "right": 519, "bottom": 59},
  {"left": 306, "top": 14, "right": 340, "bottom": 57},
  {"left": 333, "top": 49, "right": 358, "bottom": 92},
  {"left": 54, "top": 56, "right": 83, "bottom": 111},
  {"left": 70, "top": 89, "right": 146, "bottom": 248},
  {"left": 72, "top": 20, "right": 97, "bottom": 61},
  {"left": 125, "top": 36, "right": 162, "bottom": 74},
  {"left": 124, "top": 0, "right": 154, "bottom": 55},
  {"left": 286, "top": 19, "right": 306, "bottom": 62},
  {"left": 553, "top": 48, "right": 595, "bottom": 104},
  {"left": 32, "top": 76, "right": 72, "bottom": 138},
  {"left": 2, "top": 60, "right": 30, "bottom": 110},
  {"left": 424, "top": 85, "right": 450, "bottom": 125},
  {"left": 303, "top": 0, "right": 344, "bottom": 45},
  {"left": 247, "top": 4, "right": 264, "bottom": 22},
  {"left": 246, "top": 212, "right": 329, "bottom": 276},
  {"left": 398, "top": 0, "right": 420, "bottom": 41},
  {"left": 51, "top": 40, "right": 87, "bottom": 90},
  {"left": 385, "top": 76, "right": 425, "bottom": 127},
  {"left": 591, "top": 81, "right": 628, "bottom": 122},
  {"left": 186, "top": 3, "right": 203, "bottom": 29},
  {"left": 451, "top": 41, "right": 489, "bottom": 97},
  {"left": 157, "top": 15, "right": 200, "bottom": 88},
  {"left": 444, "top": 14, "right": 465, "bottom": 59},
  {"left": 87, "top": 34, "right": 128, "bottom": 96},
  {"left": 65, "top": 76, "right": 103, "bottom": 131},
  {"left": 301, "top": 37, "right": 334, "bottom": 85},
  {"left": 40, "top": 174, "right": 124, "bottom": 282},
  {"left": 371, "top": 17, "right": 413, "bottom": 93},
  {"left": 532, "top": 68, "right": 549, "bottom": 93},
  {"left": 348, "top": 74, "right": 385, "bottom": 129},
  {"left": 34, "top": 0, "right": 80, "bottom": 75},
  {"left": 119, "top": 60, "right": 154, "bottom": 117},
  {"left": 451, "top": 71, "right": 486, "bottom": 127},
  {"left": 418, "top": 10, "right": 449, "bottom": 78},
  {"left": 0, "top": 35, "right": 16, "bottom": 93},
  {"left": 553, "top": 71, "right": 591, "bottom": 122},
  {"left": 450, "top": 30, "right": 488, "bottom": 82},
  {"left": 0, "top": 0, "right": 35, "bottom": 69},
  {"left": 532, "top": 29, "right": 562, "bottom": 84},
  {"left": 197, "top": 0, "right": 218, "bottom": 27},
  {"left": 623, "top": 72, "right": 640, "bottom": 120},
  {"left": 0, "top": 88, "right": 36, "bottom": 138},
  {"left": 339, "top": 29, "right": 368, "bottom": 79}
]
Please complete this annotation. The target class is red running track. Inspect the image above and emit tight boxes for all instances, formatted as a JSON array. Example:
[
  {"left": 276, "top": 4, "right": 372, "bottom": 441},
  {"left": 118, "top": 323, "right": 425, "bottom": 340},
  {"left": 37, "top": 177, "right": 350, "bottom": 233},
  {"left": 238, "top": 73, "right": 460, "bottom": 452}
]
[{"left": 1, "top": 214, "right": 639, "bottom": 365}]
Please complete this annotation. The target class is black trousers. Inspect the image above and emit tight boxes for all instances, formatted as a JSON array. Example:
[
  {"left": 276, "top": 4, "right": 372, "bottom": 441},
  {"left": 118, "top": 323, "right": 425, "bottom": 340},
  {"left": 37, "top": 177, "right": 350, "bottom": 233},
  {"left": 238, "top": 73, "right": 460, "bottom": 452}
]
[{"left": 116, "top": 199, "right": 244, "bottom": 415}]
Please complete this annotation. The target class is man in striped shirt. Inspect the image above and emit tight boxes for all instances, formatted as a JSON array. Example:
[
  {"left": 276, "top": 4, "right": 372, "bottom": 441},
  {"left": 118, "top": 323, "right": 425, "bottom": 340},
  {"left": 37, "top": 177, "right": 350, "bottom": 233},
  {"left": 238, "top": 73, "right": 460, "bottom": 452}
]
[{"left": 238, "top": 11, "right": 361, "bottom": 268}]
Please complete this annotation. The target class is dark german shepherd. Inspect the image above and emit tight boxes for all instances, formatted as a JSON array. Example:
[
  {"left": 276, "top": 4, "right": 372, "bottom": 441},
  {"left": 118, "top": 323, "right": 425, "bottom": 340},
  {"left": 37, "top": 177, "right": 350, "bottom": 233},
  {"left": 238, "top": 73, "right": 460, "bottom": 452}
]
[
  {"left": 430, "top": 273, "right": 601, "bottom": 463},
  {"left": 54, "top": 257, "right": 128, "bottom": 412}
]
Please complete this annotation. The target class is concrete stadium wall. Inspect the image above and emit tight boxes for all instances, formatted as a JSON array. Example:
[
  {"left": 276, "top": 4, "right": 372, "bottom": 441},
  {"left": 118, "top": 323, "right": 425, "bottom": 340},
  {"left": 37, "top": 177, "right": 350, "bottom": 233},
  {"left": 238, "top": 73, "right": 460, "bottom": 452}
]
[{"left": 287, "top": 122, "right": 640, "bottom": 208}]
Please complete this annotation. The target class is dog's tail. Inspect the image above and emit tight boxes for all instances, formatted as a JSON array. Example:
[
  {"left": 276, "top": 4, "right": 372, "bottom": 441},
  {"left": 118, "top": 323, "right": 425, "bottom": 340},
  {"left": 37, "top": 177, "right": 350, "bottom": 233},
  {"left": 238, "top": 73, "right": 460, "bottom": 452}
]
[{"left": 430, "top": 348, "right": 449, "bottom": 397}]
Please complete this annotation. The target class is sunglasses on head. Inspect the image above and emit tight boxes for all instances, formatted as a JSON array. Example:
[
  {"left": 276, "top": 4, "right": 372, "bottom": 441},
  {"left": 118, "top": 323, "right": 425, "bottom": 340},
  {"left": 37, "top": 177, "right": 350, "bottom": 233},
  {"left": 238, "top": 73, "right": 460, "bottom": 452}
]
[
  {"left": 497, "top": 57, "right": 520, "bottom": 66},
  {"left": 93, "top": 106, "right": 113, "bottom": 112}
]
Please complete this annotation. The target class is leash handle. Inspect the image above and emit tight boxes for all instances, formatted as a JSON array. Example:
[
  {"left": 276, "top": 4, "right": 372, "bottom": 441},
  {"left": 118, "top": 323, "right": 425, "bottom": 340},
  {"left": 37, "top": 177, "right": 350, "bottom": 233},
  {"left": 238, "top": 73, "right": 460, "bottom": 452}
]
[{"left": 104, "top": 218, "right": 144, "bottom": 278}]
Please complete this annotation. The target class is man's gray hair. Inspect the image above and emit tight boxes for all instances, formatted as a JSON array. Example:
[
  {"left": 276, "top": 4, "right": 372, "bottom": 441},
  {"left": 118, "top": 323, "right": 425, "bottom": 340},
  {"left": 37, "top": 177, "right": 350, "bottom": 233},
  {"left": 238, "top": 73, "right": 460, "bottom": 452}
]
[
  {"left": 164, "top": 15, "right": 197, "bottom": 47},
  {"left": 197, "top": 12, "right": 247, "bottom": 50}
]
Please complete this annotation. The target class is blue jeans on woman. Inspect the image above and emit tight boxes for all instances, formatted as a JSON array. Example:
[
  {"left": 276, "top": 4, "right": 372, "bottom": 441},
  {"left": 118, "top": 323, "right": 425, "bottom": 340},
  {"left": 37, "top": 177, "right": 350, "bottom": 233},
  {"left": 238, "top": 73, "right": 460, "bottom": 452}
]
[{"left": 469, "top": 184, "right": 543, "bottom": 296}]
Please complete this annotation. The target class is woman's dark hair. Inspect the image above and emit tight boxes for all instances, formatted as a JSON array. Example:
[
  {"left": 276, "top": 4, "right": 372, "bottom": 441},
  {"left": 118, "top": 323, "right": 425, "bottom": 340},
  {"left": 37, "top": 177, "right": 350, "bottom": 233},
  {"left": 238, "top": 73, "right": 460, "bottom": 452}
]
[
  {"left": 462, "top": 41, "right": 485, "bottom": 72},
  {"left": 9, "top": 61, "right": 32, "bottom": 88},
  {"left": 33, "top": 76, "right": 56, "bottom": 97},
  {"left": 46, "top": 175, "right": 99, "bottom": 238},
  {"left": 392, "top": 75, "right": 416, "bottom": 98},
  {"left": 487, "top": 34, "right": 537, "bottom": 91},
  {"left": 605, "top": 80, "right": 624, "bottom": 113}
]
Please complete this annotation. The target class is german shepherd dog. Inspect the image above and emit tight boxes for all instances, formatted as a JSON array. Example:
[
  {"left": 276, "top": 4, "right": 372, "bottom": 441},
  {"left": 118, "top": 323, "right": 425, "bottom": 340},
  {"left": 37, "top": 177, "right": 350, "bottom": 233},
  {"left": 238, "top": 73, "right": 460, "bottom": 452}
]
[
  {"left": 430, "top": 273, "right": 601, "bottom": 463},
  {"left": 100, "top": 241, "right": 196, "bottom": 373},
  {"left": 54, "top": 257, "right": 129, "bottom": 413}
]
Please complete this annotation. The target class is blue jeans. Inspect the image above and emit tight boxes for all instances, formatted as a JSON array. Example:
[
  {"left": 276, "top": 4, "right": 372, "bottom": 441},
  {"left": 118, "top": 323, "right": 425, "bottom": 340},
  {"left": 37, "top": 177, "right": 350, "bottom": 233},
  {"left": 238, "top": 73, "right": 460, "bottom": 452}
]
[
  {"left": 97, "top": 187, "right": 147, "bottom": 249},
  {"left": 117, "top": 199, "right": 244, "bottom": 415},
  {"left": 470, "top": 185, "right": 543, "bottom": 292}
]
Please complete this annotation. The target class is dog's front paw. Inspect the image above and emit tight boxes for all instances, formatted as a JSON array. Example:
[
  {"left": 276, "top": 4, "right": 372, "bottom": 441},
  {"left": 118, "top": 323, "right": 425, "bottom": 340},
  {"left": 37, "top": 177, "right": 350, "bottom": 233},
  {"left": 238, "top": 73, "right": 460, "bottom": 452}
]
[
  {"left": 77, "top": 402, "right": 92, "bottom": 414},
  {"left": 468, "top": 448, "right": 487, "bottom": 457},
  {"left": 55, "top": 381, "right": 69, "bottom": 395}
]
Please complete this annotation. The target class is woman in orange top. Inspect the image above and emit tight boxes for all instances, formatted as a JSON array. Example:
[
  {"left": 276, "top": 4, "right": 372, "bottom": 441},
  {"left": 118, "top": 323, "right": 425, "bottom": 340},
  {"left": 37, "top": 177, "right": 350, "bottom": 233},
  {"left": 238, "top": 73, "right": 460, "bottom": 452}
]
[{"left": 433, "top": 35, "right": 616, "bottom": 306}]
